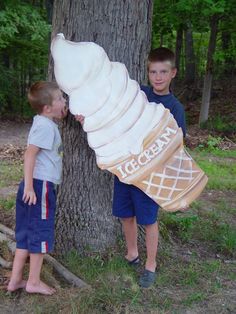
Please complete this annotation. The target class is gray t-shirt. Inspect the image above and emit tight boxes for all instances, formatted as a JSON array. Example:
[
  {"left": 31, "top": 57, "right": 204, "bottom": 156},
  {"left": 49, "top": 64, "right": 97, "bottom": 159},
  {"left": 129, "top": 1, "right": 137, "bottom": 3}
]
[{"left": 27, "top": 115, "right": 63, "bottom": 184}]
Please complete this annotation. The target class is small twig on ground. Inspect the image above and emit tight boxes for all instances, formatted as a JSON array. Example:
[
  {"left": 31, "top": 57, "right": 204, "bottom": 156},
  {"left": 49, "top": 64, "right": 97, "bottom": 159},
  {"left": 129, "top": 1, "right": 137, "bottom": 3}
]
[
  {"left": 42, "top": 267, "right": 61, "bottom": 290},
  {"left": 0, "top": 256, "right": 12, "bottom": 268},
  {"left": 0, "top": 223, "right": 15, "bottom": 238},
  {"left": 44, "top": 254, "right": 89, "bottom": 288},
  {"left": 0, "top": 232, "right": 16, "bottom": 253}
]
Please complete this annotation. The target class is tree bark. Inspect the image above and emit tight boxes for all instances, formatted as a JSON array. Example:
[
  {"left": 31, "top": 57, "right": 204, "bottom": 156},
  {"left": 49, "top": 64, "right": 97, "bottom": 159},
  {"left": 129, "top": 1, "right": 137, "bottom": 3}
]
[
  {"left": 221, "top": 30, "right": 234, "bottom": 78},
  {"left": 199, "top": 15, "right": 219, "bottom": 124},
  {"left": 49, "top": 0, "right": 153, "bottom": 254},
  {"left": 172, "top": 25, "right": 183, "bottom": 91},
  {"left": 175, "top": 26, "right": 183, "bottom": 75},
  {"left": 184, "top": 25, "right": 195, "bottom": 86}
]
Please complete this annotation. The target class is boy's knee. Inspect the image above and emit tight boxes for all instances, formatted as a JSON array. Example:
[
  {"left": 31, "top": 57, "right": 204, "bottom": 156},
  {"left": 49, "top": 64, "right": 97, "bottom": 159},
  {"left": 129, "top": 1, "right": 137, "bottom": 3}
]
[
  {"left": 144, "top": 221, "right": 158, "bottom": 230},
  {"left": 121, "top": 216, "right": 135, "bottom": 223}
]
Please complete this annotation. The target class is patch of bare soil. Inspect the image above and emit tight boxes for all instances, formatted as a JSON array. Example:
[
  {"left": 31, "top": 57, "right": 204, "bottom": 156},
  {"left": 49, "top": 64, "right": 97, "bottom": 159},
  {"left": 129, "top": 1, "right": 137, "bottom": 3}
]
[
  {"left": 185, "top": 124, "right": 236, "bottom": 150},
  {"left": 0, "top": 185, "right": 19, "bottom": 200},
  {"left": 0, "top": 120, "right": 27, "bottom": 199},
  {"left": 0, "top": 145, "right": 25, "bottom": 162},
  {"left": 0, "top": 120, "right": 30, "bottom": 147},
  {"left": 0, "top": 210, "right": 15, "bottom": 230}
]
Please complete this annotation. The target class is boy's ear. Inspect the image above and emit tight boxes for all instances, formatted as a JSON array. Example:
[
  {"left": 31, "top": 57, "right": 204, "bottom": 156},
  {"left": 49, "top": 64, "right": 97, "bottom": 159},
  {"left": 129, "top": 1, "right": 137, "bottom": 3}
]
[
  {"left": 42, "top": 104, "right": 51, "bottom": 113},
  {"left": 171, "top": 67, "right": 177, "bottom": 78}
]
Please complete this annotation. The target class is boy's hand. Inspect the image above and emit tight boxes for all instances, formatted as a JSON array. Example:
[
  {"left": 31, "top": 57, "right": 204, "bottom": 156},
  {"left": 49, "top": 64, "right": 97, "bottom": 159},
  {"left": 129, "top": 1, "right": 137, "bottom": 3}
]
[
  {"left": 75, "top": 114, "right": 85, "bottom": 125},
  {"left": 23, "top": 188, "right": 37, "bottom": 205}
]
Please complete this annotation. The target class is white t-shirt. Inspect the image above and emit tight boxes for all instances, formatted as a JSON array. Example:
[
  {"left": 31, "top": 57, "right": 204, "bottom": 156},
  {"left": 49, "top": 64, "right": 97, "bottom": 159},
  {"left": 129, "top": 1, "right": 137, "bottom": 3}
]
[{"left": 27, "top": 115, "right": 63, "bottom": 184}]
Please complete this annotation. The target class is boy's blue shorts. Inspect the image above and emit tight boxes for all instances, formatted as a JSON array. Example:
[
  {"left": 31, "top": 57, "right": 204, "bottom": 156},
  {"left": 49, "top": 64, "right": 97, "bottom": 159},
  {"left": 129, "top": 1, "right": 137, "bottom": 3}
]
[
  {"left": 112, "top": 176, "right": 159, "bottom": 225},
  {"left": 15, "top": 179, "right": 56, "bottom": 254}
]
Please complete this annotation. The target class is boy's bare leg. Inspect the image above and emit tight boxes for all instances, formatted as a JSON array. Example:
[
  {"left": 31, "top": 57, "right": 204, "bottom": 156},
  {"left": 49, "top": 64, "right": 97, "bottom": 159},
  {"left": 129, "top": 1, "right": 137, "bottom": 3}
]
[
  {"left": 26, "top": 253, "right": 56, "bottom": 295},
  {"left": 145, "top": 222, "right": 158, "bottom": 272},
  {"left": 7, "top": 248, "right": 28, "bottom": 291},
  {"left": 121, "top": 217, "right": 139, "bottom": 260}
]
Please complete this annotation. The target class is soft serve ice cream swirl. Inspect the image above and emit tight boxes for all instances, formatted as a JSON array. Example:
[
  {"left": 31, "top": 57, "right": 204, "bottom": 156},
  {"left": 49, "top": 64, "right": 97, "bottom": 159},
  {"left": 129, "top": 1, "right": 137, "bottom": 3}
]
[
  {"left": 51, "top": 34, "right": 168, "bottom": 164},
  {"left": 51, "top": 34, "right": 208, "bottom": 212}
]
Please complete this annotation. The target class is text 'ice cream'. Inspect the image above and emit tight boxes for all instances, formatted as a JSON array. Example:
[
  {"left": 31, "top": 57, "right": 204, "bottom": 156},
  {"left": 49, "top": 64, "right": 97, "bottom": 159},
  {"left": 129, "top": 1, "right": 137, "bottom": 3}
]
[{"left": 51, "top": 33, "right": 208, "bottom": 212}]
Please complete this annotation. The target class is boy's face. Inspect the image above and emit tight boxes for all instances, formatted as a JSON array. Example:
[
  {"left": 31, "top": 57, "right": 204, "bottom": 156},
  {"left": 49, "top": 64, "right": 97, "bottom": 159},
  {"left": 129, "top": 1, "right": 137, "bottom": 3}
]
[
  {"left": 44, "top": 89, "right": 67, "bottom": 119},
  {"left": 148, "top": 61, "right": 177, "bottom": 95}
]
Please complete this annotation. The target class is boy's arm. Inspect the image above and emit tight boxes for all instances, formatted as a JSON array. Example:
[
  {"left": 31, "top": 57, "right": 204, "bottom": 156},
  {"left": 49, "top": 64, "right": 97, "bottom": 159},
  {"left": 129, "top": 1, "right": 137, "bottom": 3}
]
[
  {"left": 172, "top": 103, "right": 186, "bottom": 137},
  {"left": 23, "top": 144, "right": 40, "bottom": 205}
]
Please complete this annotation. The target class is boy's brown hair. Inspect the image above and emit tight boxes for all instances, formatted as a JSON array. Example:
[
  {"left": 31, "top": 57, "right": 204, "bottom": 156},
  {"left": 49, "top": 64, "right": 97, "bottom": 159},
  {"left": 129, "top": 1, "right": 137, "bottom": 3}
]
[
  {"left": 148, "top": 47, "right": 176, "bottom": 68},
  {"left": 28, "top": 81, "right": 59, "bottom": 114}
]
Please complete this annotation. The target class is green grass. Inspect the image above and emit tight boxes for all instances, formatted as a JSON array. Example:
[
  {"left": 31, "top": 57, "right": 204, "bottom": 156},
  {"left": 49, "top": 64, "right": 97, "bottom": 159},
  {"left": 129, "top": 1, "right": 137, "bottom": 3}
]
[
  {"left": 188, "top": 217, "right": 236, "bottom": 257},
  {"left": 0, "top": 160, "right": 23, "bottom": 188},
  {"left": 0, "top": 197, "right": 15, "bottom": 211},
  {"left": 200, "top": 115, "right": 236, "bottom": 133},
  {"left": 162, "top": 212, "right": 236, "bottom": 257},
  {"left": 57, "top": 249, "right": 230, "bottom": 313},
  {"left": 216, "top": 199, "right": 236, "bottom": 215},
  {"left": 198, "top": 159, "right": 236, "bottom": 190},
  {"left": 160, "top": 211, "right": 199, "bottom": 241},
  {"left": 228, "top": 272, "right": 236, "bottom": 281},
  {"left": 60, "top": 250, "right": 147, "bottom": 312},
  {"left": 190, "top": 147, "right": 236, "bottom": 158},
  {"left": 189, "top": 149, "right": 236, "bottom": 190},
  {"left": 182, "top": 292, "right": 206, "bottom": 306}
]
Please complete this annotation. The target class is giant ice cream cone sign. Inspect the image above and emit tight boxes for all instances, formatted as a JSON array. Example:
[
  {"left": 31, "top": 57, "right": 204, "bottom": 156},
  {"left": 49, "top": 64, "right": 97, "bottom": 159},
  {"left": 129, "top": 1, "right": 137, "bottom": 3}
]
[{"left": 51, "top": 33, "right": 208, "bottom": 212}]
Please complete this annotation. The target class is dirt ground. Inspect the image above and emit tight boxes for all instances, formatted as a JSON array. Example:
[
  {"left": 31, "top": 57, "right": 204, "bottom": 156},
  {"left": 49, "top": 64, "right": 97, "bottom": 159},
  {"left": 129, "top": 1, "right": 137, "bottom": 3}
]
[
  {"left": 0, "top": 120, "right": 31, "bottom": 147},
  {"left": 0, "top": 121, "right": 30, "bottom": 198}
]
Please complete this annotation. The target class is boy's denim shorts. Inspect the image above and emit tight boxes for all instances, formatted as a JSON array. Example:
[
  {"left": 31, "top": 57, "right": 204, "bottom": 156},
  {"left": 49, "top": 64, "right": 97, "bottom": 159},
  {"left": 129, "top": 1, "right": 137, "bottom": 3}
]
[
  {"left": 112, "top": 176, "right": 159, "bottom": 225},
  {"left": 15, "top": 179, "right": 56, "bottom": 254}
]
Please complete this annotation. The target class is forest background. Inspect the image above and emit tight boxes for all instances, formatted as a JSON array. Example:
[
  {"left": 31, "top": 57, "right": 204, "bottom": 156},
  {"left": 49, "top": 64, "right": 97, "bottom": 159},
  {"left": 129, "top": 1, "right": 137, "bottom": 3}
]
[{"left": 0, "top": 0, "right": 236, "bottom": 130}]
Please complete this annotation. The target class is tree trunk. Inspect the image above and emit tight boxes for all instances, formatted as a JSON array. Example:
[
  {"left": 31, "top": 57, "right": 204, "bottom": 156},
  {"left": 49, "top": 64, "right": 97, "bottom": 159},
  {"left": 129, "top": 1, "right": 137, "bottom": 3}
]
[
  {"left": 45, "top": 0, "right": 54, "bottom": 24},
  {"left": 184, "top": 25, "right": 195, "bottom": 86},
  {"left": 199, "top": 15, "right": 219, "bottom": 124},
  {"left": 49, "top": 0, "right": 153, "bottom": 254},
  {"left": 221, "top": 30, "right": 234, "bottom": 79},
  {"left": 172, "top": 25, "right": 183, "bottom": 91},
  {"left": 175, "top": 26, "right": 183, "bottom": 75}
]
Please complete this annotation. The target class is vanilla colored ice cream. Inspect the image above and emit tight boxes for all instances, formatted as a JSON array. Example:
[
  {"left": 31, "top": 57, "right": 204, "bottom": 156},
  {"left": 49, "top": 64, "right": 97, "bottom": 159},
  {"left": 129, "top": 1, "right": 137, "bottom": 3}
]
[{"left": 51, "top": 34, "right": 208, "bottom": 211}]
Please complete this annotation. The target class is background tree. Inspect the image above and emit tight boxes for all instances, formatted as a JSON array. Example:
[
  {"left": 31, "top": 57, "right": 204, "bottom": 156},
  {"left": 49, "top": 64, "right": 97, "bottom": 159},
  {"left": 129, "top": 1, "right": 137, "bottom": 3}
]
[
  {"left": 198, "top": 0, "right": 235, "bottom": 124},
  {"left": 199, "top": 14, "right": 219, "bottom": 124},
  {"left": 49, "top": 0, "right": 154, "bottom": 254},
  {"left": 184, "top": 24, "right": 195, "bottom": 87},
  {"left": 0, "top": 0, "right": 50, "bottom": 115}
]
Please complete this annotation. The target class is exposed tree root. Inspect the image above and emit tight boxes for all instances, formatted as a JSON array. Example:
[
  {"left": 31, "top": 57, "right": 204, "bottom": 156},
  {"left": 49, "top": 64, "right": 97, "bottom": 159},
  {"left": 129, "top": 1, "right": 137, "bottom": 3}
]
[{"left": 0, "top": 223, "right": 89, "bottom": 288}]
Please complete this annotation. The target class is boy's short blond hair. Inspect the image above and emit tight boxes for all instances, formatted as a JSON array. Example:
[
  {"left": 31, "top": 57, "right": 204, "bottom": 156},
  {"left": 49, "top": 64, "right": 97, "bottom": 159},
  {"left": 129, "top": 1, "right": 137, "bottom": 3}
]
[
  {"left": 148, "top": 47, "right": 176, "bottom": 68},
  {"left": 28, "top": 81, "right": 59, "bottom": 114}
]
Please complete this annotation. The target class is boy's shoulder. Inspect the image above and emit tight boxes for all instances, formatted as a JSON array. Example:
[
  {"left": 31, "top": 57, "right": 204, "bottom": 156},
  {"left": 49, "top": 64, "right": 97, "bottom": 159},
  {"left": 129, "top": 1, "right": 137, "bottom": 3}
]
[
  {"left": 140, "top": 85, "right": 150, "bottom": 94},
  {"left": 28, "top": 115, "right": 60, "bottom": 150},
  {"left": 169, "top": 93, "right": 184, "bottom": 109},
  {"left": 28, "top": 115, "right": 57, "bottom": 142},
  {"left": 30, "top": 115, "right": 57, "bottom": 131}
]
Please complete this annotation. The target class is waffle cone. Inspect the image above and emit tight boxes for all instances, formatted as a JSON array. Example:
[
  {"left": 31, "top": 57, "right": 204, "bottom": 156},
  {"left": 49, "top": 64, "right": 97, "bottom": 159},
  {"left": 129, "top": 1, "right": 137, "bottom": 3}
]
[{"left": 98, "top": 109, "right": 208, "bottom": 212}]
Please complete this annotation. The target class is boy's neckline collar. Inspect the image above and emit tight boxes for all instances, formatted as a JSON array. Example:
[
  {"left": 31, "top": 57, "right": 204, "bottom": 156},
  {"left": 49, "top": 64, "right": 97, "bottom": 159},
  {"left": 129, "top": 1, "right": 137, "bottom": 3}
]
[
  {"left": 35, "top": 114, "right": 58, "bottom": 125},
  {"left": 150, "top": 87, "right": 172, "bottom": 97},
  {"left": 38, "top": 113, "right": 53, "bottom": 120}
]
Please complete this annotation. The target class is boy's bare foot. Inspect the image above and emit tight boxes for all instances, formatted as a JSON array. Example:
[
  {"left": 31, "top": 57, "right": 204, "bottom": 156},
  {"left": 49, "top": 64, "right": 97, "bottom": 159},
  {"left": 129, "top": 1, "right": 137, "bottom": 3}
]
[
  {"left": 26, "top": 280, "right": 56, "bottom": 295},
  {"left": 7, "top": 280, "right": 27, "bottom": 292}
]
